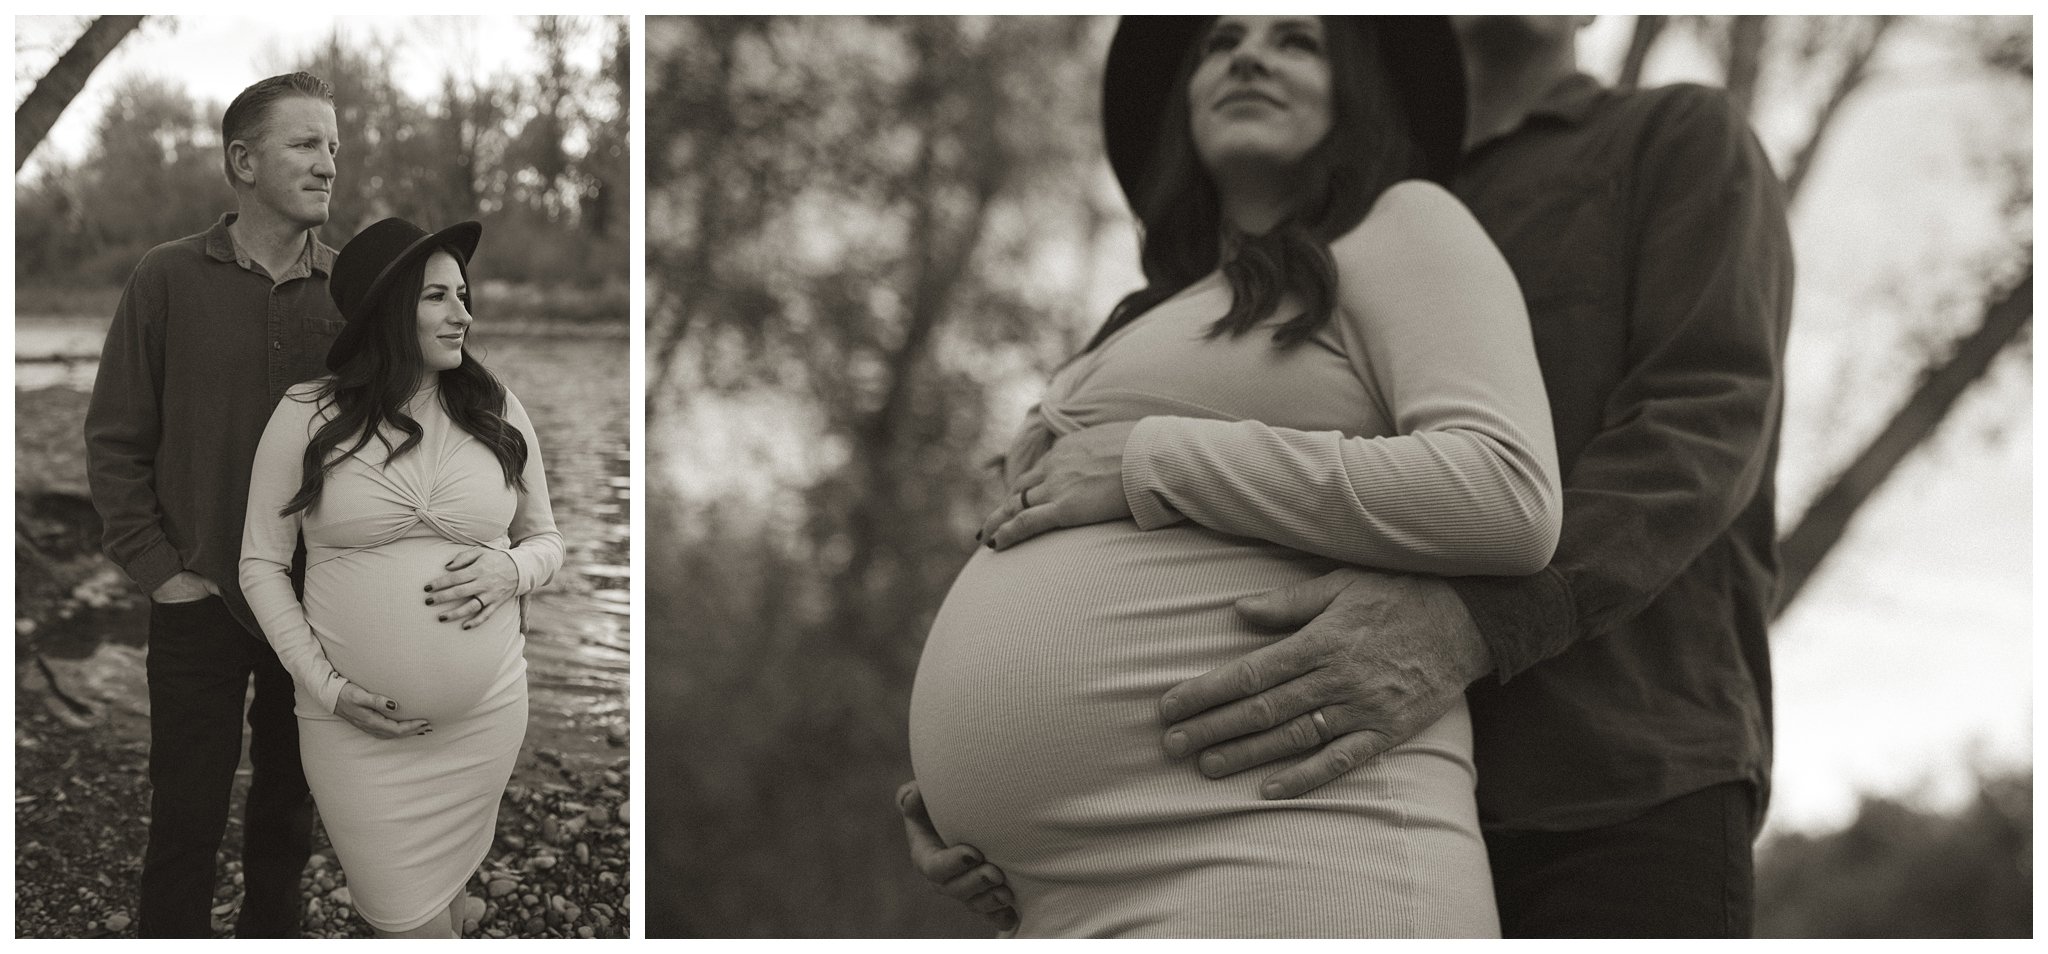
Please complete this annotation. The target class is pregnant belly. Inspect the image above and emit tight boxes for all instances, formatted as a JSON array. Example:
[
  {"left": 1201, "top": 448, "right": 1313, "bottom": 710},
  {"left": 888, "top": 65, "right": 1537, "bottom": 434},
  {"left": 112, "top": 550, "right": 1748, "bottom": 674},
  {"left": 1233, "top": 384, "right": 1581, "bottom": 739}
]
[
  {"left": 909, "top": 522, "right": 1337, "bottom": 853},
  {"left": 304, "top": 536, "right": 525, "bottom": 725}
]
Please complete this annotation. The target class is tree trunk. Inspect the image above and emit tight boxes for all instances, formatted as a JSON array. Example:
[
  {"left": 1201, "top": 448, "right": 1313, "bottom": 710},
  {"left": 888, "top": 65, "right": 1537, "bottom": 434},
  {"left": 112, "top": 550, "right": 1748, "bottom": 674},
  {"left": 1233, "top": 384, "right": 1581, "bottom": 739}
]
[
  {"left": 1720, "top": 16, "right": 1769, "bottom": 120},
  {"left": 16, "top": 16, "right": 144, "bottom": 171},
  {"left": 1774, "top": 270, "right": 2033, "bottom": 616},
  {"left": 1618, "top": 15, "right": 1668, "bottom": 91},
  {"left": 1781, "top": 16, "right": 1894, "bottom": 205}
]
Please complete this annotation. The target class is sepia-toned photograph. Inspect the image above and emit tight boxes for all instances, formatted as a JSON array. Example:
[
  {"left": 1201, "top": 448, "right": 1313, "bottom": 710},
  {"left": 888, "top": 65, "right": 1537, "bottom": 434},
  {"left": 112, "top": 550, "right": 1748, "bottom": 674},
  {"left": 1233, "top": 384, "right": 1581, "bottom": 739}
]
[
  {"left": 15, "top": 15, "right": 630, "bottom": 938},
  {"left": 645, "top": 15, "right": 2031, "bottom": 937}
]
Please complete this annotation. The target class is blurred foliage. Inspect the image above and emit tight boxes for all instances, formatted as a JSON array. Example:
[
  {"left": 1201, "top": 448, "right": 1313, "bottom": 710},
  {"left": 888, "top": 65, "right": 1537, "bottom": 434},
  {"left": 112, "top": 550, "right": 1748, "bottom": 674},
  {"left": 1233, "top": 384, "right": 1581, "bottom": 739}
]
[
  {"left": 645, "top": 15, "right": 1112, "bottom": 937},
  {"left": 1755, "top": 770, "right": 2031, "bottom": 937},
  {"left": 14, "top": 16, "right": 628, "bottom": 296}
]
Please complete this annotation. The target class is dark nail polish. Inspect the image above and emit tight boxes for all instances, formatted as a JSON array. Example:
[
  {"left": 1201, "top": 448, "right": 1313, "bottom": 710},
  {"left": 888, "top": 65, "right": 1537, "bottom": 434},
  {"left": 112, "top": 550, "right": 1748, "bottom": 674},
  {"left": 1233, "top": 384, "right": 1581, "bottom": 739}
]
[
  {"left": 423, "top": 585, "right": 433, "bottom": 592},
  {"left": 438, "top": 615, "right": 447, "bottom": 622},
  {"left": 425, "top": 597, "right": 435, "bottom": 605},
  {"left": 385, "top": 701, "right": 396, "bottom": 711}
]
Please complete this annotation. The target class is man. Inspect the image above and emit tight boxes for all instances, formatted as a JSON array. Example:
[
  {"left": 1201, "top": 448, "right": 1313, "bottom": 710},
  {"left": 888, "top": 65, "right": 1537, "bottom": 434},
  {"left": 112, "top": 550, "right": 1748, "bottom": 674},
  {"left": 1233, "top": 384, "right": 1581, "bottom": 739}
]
[
  {"left": 84, "top": 71, "right": 420, "bottom": 938},
  {"left": 904, "top": 16, "right": 1791, "bottom": 937}
]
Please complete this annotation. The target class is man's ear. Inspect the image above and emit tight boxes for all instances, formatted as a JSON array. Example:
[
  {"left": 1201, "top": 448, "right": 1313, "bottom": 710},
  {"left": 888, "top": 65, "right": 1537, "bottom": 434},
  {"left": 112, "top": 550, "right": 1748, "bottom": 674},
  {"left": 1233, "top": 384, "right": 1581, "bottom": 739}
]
[{"left": 226, "top": 140, "right": 257, "bottom": 186}]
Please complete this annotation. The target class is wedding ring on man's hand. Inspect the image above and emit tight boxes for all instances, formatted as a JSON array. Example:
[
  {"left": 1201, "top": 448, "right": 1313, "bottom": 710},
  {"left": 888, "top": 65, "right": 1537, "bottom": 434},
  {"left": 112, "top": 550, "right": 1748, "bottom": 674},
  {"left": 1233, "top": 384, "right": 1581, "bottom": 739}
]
[
  {"left": 1019, "top": 486, "right": 1032, "bottom": 508},
  {"left": 1310, "top": 709, "right": 1333, "bottom": 744}
]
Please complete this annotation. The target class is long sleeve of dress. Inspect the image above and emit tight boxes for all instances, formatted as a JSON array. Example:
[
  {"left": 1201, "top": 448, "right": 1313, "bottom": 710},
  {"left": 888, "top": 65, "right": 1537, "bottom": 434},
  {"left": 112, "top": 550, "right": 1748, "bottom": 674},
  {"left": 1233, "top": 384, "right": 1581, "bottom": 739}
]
[
  {"left": 1121, "top": 181, "right": 1563, "bottom": 577},
  {"left": 241, "top": 384, "right": 350, "bottom": 714},
  {"left": 497, "top": 390, "right": 564, "bottom": 593}
]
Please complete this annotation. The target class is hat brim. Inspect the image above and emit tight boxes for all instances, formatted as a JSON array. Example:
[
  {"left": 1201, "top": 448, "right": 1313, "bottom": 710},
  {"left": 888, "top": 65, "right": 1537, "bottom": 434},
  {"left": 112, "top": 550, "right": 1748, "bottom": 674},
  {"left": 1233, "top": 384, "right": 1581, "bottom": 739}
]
[
  {"left": 325, "top": 221, "right": 483, "bottom": 372},
  {"left": 1101, "top": 16, "right": 1466, "bottom": 208}
]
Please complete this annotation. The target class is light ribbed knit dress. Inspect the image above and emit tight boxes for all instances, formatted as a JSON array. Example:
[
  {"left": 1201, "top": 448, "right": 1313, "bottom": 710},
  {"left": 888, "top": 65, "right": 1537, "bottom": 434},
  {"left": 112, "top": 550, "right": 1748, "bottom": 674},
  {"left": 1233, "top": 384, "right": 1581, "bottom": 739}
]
[
  {"left": 909, "top": 186, "right": 1561, "bottom": 938},
  {"left": 241, "top": 379, "right": 562, "bottom": 933}
]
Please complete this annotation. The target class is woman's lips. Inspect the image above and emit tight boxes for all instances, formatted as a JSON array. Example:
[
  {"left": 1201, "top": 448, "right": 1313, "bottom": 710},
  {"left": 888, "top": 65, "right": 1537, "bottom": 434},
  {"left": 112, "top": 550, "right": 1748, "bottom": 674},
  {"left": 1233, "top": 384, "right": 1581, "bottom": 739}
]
[{"left": 1215, "top": 89, "right": 1285, "bottom": 110}]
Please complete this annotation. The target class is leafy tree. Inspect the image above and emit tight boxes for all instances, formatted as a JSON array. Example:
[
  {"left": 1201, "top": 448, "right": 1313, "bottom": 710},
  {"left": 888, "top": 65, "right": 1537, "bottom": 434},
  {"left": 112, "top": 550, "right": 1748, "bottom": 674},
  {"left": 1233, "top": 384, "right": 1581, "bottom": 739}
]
[{"left": 646, "top": 15, "right": 1112, "bottom": 936}]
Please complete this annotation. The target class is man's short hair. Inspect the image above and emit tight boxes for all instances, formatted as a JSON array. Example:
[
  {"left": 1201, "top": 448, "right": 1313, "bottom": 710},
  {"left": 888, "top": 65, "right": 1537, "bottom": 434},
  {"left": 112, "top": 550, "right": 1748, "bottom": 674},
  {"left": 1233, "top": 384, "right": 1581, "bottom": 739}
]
[{"left": 220, "top": 72, "right": 334, "bottom": 187}]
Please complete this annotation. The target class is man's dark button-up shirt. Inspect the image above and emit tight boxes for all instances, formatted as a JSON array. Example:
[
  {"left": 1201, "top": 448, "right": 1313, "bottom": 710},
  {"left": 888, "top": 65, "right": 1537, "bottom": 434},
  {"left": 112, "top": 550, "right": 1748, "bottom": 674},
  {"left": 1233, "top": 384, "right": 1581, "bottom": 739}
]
[
  {"left": 1446, "top": 74, "right": 1794, "bottom": 831},
  {"left": 84, "top": 212, "right": 345, "bottom": 637}
]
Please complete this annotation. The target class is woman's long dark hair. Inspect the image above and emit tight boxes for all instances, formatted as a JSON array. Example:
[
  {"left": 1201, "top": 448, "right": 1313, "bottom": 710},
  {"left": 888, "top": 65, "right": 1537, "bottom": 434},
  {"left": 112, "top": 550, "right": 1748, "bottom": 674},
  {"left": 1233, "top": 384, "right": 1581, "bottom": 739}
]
[
  {"left": 281, "top": 246, "right": 528, "bottom": 516},
  {"left": 1085, "top": 17, "right": 1428, "bottom": 353}
]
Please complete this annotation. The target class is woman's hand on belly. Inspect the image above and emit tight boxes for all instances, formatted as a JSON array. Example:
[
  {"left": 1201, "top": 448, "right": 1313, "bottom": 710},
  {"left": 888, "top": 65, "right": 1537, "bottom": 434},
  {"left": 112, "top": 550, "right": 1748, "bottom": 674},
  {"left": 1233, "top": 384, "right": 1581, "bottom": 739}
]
[
  {"left": 333, "top": 681, "right": 432, "bottom": 739},
  {"left": 423, "top": 546, "right": 519, "bottom": 630},
  {"left": 982, "top": 420, "right": 1137, "bottom": 550},
  {"left": 898, "top": 781, "right": 1018, "bottom": 931}
]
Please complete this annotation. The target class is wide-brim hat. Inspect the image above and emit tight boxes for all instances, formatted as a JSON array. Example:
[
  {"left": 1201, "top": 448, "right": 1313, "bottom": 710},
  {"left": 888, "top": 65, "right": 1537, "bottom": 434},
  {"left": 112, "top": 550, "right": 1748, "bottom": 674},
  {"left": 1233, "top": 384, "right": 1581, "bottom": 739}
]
[
  {"left": 1101, "top": 16, "right": 1466, "bottom": 207},
  {"left": 326, "top": 217, "right": 483, "bottom": 372}
]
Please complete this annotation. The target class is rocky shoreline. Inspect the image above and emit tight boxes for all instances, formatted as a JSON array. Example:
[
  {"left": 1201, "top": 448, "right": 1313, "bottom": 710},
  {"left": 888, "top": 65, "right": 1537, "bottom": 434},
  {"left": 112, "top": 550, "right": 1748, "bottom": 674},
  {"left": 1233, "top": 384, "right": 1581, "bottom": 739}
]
[{"left": 15, "top": 691, "right": 630, "bottom": 939}]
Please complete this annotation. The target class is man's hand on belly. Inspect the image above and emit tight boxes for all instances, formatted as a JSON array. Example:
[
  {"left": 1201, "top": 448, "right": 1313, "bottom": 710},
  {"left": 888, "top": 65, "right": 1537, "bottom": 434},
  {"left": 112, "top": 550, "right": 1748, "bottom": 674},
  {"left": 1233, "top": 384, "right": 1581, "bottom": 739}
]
[
  {"left": 424, "top": 547, "right": 520, "bottom": 630},
  {"left": 1156, "top": 568, "right": 1494, "bottom": 799},
  {"left": 335, "top": 682, "right": 432, "bottom": 739},
  {"left": 897, "top": 780, "right": 1017, "bottom": 933}
]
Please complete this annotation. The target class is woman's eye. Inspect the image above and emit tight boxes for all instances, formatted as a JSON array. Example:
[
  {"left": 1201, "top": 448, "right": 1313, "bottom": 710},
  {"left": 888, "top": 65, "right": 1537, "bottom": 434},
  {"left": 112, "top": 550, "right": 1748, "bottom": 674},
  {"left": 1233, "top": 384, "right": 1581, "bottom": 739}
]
[{"left": 1281, "top": 32, "right": 1322, "bottom": 53}]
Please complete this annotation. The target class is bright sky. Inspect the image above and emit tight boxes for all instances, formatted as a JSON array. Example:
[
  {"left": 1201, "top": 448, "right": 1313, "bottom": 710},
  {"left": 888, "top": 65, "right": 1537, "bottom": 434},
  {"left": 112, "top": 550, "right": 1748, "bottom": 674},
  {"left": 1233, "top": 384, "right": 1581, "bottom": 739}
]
[{"left": 14, "top": 15, "right": 614, "bottom": 178}]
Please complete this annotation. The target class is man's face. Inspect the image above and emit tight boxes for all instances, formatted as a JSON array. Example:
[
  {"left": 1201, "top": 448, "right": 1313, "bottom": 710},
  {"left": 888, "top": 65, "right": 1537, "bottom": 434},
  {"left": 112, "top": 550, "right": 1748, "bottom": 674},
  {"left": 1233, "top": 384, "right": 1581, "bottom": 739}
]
[{"left": 233, "top": 96, "right": 339, "bottom": 230}]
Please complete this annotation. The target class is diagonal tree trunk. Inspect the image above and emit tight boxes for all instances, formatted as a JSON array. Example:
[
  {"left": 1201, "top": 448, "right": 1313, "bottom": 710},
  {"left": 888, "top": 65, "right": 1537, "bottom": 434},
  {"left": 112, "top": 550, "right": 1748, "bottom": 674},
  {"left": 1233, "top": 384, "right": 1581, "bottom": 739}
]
[
  {"left": 16, "top": 15, "right": 144, "bottom": 171},
  {"left": 1618, "top": 15, "right": 1669, "bottom": 91},
  {"left": 1775, "top": 269, "right": 2033, "bottom": 615}
]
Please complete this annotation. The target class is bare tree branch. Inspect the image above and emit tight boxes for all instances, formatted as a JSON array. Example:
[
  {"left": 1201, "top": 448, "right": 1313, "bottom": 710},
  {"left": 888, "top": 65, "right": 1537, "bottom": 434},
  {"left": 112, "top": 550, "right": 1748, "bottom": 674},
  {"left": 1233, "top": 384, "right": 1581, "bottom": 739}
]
[
  {"left": 1782, "top": 16, "right": 1894, "bottom": 205},
  {"left": 1775, "top": 268, "right": 2033, "bottom": 615},
  {"left": 16, "top": 16, "right": 144, "bottom": 171}
]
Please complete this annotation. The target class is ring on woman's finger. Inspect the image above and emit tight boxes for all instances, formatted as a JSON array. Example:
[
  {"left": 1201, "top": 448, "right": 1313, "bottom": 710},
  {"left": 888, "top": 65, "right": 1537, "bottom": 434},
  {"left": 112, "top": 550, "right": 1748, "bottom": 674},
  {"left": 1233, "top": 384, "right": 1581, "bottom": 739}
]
[
  {"left": 1020, "top": 485, "right": 1032, "bottom": 507},
  {"left": 1309, "top": 709, "right": 1334, "bottom": 744}
]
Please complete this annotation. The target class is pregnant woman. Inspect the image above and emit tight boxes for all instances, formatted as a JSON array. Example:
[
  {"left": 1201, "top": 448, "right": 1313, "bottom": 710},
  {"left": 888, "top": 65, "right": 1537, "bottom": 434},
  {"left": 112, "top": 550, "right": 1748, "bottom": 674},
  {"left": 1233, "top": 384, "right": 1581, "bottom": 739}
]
[
  {"left": 907, "top": 17, "right": 1559, "bottom": 937},
  {"left": 241, "top": 217, "right": 562, "bottom": 937}
]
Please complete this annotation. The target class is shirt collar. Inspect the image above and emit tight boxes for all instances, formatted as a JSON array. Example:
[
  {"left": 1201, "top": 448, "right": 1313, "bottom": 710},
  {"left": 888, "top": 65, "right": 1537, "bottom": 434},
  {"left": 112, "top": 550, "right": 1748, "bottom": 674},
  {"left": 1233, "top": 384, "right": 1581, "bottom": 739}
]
[
  {"left": 206, "top": 211, "right": 336, "bottom": 280},
  {"left": 1525, "top": 72, "right": 1605, "bottom": 127}
]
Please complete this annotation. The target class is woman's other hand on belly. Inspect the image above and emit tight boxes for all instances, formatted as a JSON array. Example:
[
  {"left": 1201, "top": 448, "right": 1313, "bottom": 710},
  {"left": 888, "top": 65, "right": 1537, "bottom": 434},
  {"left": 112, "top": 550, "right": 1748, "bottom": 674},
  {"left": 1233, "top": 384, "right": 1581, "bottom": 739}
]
[
  {"left": 333, "top": 681, "right": 432, "bottom": 739},
  {"left": 897, "top": 780, "right": 1017, "bottom": 932},
  {"left": 981, "top": 420, "right": 1137, "bottom": 550},
  {"left": 423, "top": 546, "right": 519, "bottom": 630}
]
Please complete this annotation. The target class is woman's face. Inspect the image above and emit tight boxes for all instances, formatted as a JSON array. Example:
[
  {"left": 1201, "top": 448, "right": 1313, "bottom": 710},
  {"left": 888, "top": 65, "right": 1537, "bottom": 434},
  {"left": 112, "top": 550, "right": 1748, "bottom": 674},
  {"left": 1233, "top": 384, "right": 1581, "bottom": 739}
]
[
  {"left": 1187, "top": 16, "right": 1334, "bottom": 185},
  {"left": 415, "top": 249, "right": 471, "bottom": 373}
]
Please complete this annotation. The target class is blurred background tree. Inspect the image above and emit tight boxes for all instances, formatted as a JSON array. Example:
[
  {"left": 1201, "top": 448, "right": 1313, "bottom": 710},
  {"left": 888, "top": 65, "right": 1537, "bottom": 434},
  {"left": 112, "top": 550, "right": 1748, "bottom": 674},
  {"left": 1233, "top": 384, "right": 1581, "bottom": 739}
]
[
  {"left": 666, "top": 13, "right": 2030, "bottom": 938},
  {"left": 14, "top": 14, "right": 630, "bottom": 313}
]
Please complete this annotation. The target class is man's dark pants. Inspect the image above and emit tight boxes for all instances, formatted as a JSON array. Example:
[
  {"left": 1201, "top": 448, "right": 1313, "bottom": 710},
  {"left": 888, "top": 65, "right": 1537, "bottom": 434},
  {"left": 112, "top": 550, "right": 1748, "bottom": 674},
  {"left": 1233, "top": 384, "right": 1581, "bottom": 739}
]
[
  {"left": 1485, "top": 782, "right": 1756, "bottom": 938},
  {"left": 138, "top": 596, "right": 314, "bottom": 938}
]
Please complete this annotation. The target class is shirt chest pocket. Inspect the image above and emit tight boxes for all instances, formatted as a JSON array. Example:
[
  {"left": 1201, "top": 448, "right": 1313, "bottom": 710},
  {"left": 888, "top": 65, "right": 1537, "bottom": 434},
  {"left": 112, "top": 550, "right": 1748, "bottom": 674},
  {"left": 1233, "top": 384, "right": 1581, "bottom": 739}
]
[{"left": 290, "top": 315, "right": 348, "bottom": 380}]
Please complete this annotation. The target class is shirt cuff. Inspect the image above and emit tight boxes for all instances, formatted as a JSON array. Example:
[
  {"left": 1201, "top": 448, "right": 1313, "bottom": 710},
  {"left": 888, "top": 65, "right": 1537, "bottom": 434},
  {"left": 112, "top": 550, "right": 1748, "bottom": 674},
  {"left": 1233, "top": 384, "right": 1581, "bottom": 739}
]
[
  {"left": 123, "top": 542, "right": 187, "bottom": 599},
  {"left": 1122, "top": 416, "right": 1186, "bottom": 531},
  {"left": 1445, "top": 566, "right": 1577, "bottom": 683}
]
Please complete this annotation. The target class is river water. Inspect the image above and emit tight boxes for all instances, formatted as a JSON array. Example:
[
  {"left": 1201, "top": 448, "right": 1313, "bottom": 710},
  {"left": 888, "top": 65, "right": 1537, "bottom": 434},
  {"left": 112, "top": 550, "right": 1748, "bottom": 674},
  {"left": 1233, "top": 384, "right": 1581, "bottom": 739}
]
[{"left": 15, "top": 318, "right": 630, "bottom": 762}]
